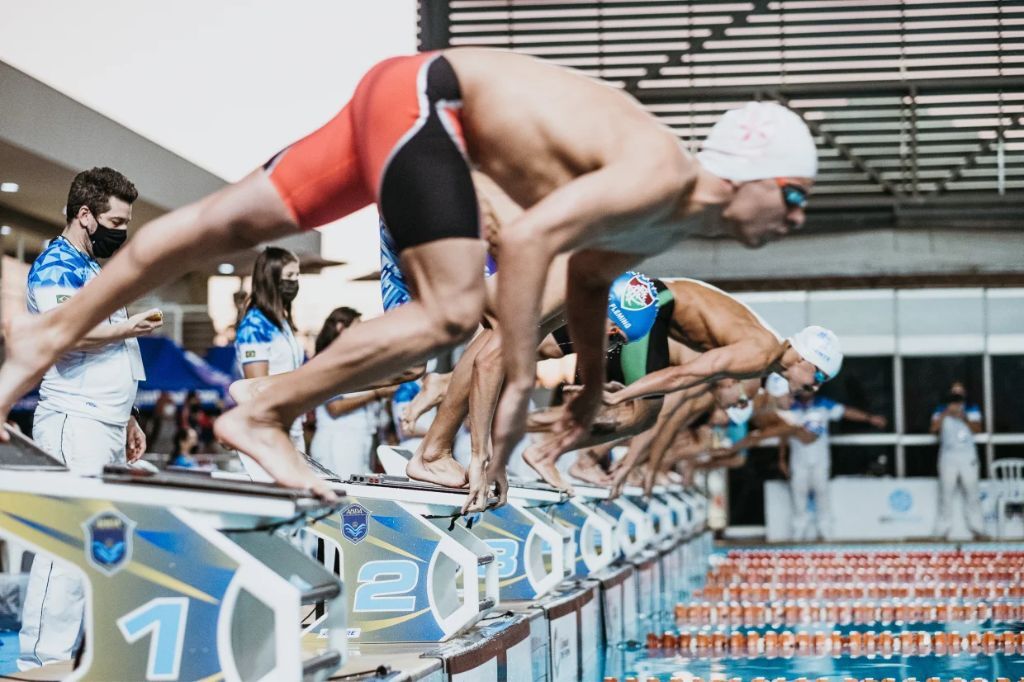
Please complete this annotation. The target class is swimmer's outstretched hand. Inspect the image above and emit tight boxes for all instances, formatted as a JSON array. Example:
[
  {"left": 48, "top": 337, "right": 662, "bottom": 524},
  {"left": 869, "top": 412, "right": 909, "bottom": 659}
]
[
  {"left": 485, "top": 458, "right": 509, "bottom": 509},
  {"left": 608, "top": 466, "right": 629, "bottom": 500},
  {"left": 461, "top": 456, "right": 507, "bottom": 514},
  {"left": 544, "top": 383, "right": 603, "bottom": 457},
  {"left": 600, "top": 381, "right": 627, "bottom": 406},
  {"left": 462, "top": 455, "right": 490, "bottom": 514},
  {"left": 642, "top": 466, "right": 658, "bottom": 499}
]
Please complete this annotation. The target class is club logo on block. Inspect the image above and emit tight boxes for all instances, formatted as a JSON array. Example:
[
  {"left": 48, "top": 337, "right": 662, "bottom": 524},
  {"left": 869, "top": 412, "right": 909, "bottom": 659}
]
[
  {"left": 621, "top": 275, "right": 656, "bottom": 311},
  {"left": 341, "top": 503, "right": 369, "bottom": 544},
  {"left": 84, "top": 510, "right": 135, "bottom": 576}
]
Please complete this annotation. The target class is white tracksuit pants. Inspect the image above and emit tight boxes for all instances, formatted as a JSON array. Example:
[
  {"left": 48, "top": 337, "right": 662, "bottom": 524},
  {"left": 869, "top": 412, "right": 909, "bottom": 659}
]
[
  {"left": 19, "top": 409, "right": 125, "bottom": 671},
  {"left": 935, "top": 448, "right": 984, "bottom": 538},
  {"left": 790, "top": 452, "right": 832, "bottom": 541}
]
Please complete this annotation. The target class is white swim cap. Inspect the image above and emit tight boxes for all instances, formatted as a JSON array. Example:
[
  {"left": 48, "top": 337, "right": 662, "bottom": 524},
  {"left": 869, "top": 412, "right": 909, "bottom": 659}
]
[
  {"left": 697, "top": 102, "right": 817, "bottom": 182},
  {"left": 765, "top": 372, "right": 790, "bottom": 397},
  {"left": 789, "top": 326, "right": 843, "bottom": 380}
]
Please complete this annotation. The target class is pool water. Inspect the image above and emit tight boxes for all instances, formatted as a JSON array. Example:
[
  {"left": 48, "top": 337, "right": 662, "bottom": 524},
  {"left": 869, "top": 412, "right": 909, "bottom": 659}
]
[
  {"left": 601, "top": 544, "right": 1024, "bottom": 682},
  {"left": 605, "top": 642, "right": 1024, "bottom": 680}
]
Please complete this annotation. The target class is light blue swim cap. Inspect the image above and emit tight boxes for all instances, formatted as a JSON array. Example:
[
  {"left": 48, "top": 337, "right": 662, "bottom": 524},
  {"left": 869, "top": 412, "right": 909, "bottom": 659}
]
[
  {"left": 393, "top": 381, "right": 420, "bottom": 404},
  {"left": 607, "top": 272, "right": 659, "bottom": 342}
]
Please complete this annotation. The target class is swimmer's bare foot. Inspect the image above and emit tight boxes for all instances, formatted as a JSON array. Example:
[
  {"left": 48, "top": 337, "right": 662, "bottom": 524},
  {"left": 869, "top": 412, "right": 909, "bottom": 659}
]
[
  {"left": 568, "top": 451, "right": 613, "bottom": 487},
  {"left": 215, "top": 404, "right": 337, "bottom": 502},
  {"left": 406, "top": 445, "right": 469, "bottom": 488},
  {"left": 0, "top": 314, "right": 64, "bottom": 438},
  {"left": 229, "top": 376, "right": 272, "bottom": 404},
  {"left": 523, "top": 445, "right": 575, "bottom": 495},
  {"left": 401, "top": 372, "right": 451, "bottom": 433}
]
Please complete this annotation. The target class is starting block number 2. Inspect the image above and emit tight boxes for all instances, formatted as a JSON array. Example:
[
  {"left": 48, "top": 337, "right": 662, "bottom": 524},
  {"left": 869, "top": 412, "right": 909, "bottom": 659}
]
[{"left": 116, "top": 597, "right": 189, "bottom": 681}]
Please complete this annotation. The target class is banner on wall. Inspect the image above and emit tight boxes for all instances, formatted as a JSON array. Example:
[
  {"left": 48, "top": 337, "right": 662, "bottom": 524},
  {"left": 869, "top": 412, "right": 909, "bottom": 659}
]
[{"left": 765, "top": 477, "right": 1023, "bottom": 542}]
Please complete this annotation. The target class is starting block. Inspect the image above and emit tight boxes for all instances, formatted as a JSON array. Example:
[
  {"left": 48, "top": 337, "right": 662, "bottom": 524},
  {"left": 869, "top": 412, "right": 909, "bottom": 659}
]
[
  {"left": 571, "top": 484, "right": 652, "bottom": 560},
  {"left": 304, "top": 474, "right": 498, "bottom": 644},
  {"left": 378, "top": 447, "right": 572, "bottom": 603},
  {"left": 0, "top": 431, "right": 345, "bottom": 682}
]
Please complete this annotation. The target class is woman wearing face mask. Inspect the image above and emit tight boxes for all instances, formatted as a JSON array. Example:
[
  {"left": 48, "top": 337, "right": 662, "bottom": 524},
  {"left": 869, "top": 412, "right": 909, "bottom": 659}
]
[
  {"left": 309, "top": 307, "right": 396, "bottom": 478},
  {"left": 234, "top": 247, "right": 306, "bottom": 466}
]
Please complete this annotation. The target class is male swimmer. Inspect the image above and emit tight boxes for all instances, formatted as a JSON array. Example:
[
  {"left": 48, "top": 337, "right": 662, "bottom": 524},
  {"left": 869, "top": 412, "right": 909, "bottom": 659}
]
[{"left": 0, "top": 49, "right": 815, "bottom": 501}]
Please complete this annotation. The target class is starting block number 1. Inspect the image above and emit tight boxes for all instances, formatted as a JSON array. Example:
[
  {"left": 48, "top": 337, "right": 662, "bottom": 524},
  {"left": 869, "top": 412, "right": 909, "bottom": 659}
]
[{"left": 116, "top": 597, "right": 190, "bottom": 681}]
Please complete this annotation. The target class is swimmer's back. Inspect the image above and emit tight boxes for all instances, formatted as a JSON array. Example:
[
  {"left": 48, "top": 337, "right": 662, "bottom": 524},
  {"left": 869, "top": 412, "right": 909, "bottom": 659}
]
[{"left": 443, "top": 48, "right": 683, "bottom": 208}]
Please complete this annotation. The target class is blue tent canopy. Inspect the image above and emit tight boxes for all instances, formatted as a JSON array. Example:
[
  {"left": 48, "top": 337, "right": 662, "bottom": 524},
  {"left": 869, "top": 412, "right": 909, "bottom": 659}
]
[
  {"left": 203, "top": 345, "right": 239, "bottom": 381},
  {"left": 136, "top": 337, "right": 232, "bottom": 407},
  {"left": 138, "top": 337, "right": 232, "bottom": 393}
]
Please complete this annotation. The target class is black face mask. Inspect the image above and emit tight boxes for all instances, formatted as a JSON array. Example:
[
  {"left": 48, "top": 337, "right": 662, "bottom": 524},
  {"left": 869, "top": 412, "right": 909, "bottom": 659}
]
[
  {"left": 279, "top": 279, "right": 299, "bottom": 303},
  {"left": 90, "top": 221, "right": 127, "bottom": 258},
  {"left": 947, "top": 392, "right": 967, "bottom": 404}
]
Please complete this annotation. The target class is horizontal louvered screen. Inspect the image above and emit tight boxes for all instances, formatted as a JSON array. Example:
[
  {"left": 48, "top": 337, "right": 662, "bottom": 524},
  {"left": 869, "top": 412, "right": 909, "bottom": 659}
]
[{"left": 420, "top": 1, "right": 1024, "bottom": 208}]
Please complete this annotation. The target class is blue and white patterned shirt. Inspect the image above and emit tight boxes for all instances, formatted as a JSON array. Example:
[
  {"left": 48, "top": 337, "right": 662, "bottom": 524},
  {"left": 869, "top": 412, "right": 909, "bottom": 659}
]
[
  {"left": 379, "top": 218, "right": 498, "bottom": 312},
  {"left": 27, "top": 236, "right": 144, "bottom": 425},
  {"left": 235, "top": 306, "right": 305, "bottom": 442},
  {"left": 235, "top": 307, "right": 304, "bottom": 378},
  {"left": 786, "top": 396, "right": 846, "bottom": 462}
]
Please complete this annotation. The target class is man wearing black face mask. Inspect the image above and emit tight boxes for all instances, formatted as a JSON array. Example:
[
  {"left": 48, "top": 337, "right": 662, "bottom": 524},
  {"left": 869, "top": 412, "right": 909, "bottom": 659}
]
[
  {"left": 931, "top": 381, "right": 986, "bottom": 540},
  {"left": 18, "top": 167, "right": 163, "bottom": 671}
]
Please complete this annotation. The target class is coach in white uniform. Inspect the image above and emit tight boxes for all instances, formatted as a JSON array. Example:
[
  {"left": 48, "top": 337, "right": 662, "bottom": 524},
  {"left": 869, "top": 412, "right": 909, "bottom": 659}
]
[
  {"left": 19, "top": 168, "right": 162, "bottom": 670},
  {"left": 932, "top": 381, "right": 986, "bottom": 539}
]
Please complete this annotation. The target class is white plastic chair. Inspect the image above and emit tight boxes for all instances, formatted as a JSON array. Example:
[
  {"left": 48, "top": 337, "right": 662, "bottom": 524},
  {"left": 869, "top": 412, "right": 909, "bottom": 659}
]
[{"left": 991, "top": 458, "right": 1024, "bottom": 539}]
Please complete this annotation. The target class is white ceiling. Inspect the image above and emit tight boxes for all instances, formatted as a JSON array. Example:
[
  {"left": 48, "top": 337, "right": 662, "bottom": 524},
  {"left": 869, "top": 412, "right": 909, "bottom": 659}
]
[{"left": 0, "top": 0, "right": 417, "bottom": 277}]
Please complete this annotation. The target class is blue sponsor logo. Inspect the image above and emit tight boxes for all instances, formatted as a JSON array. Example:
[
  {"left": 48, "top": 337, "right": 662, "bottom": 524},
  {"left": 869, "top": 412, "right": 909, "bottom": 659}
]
[
  {"left": 342, "top": 504, "right": 370, "bottom": 544},
  {"left": 889, "top": 489, "right": 913, "bottom": 513},
  {"left": 84, "top": 510, "right": 134, "bottom": 576}
]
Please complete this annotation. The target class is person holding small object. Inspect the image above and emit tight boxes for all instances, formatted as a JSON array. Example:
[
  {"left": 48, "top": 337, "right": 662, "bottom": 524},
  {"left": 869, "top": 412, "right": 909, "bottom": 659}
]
[
  {"left": 19, "top": 167, "right": 160, "bottom": 671},
  {"left": 932, "top": 381, "right": 987, "bottom": 540}
]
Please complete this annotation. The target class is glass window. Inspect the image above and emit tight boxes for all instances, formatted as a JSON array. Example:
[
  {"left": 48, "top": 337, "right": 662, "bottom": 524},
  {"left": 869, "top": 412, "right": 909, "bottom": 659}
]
[
  {"left": 994, "top": 444, "right": 1024, "bottom": 461},
  {"left": 818, "top": 356, "right": 894, "bottom": 435},
  {"left": 904, "top": 444, "right": 940, "bottom": 477},
  {"left": 902, "top": 356, "right": 984, "bottom": 434},
  {"left": 727, "top": 447, "right": 781, "bottom": 526},
  {"left": 830, "top": 445, "right": 896, "bottom": 477},
  {"left": 992, "top": 355, "right": 1024, "bottom": 433}
]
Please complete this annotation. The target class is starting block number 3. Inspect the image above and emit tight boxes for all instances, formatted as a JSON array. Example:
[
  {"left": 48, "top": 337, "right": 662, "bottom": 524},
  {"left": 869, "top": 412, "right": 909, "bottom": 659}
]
[
  {"left": 116, "top": 597, "right": 189, "bottom": 681},
  {"left": 483, "top": 539, "right": 519, "bottom": 579}
]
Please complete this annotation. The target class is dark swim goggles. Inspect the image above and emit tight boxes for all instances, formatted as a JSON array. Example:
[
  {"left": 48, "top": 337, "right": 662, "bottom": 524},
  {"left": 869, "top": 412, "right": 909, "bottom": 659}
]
[
  {"left": 776, "top": 178, "right": 809, "bottom": 210},
  {"left": 814, "top": 368, "right": 831, "bottom": 384}
]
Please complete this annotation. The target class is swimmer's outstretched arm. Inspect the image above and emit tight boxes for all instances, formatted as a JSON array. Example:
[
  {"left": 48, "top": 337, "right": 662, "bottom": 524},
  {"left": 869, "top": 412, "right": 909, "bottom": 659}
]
[
  {"left": 640, "top": 392, "right": 715, "bottom": 495},
  {"left": 605, "top": 340, "right": 774, "bottom": 405},
  {"left": 609, "top": 389, "right": 697, "bottom": 497},
  {"left": 529, "top": 395, "right": 662, "bottom": 459}
]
